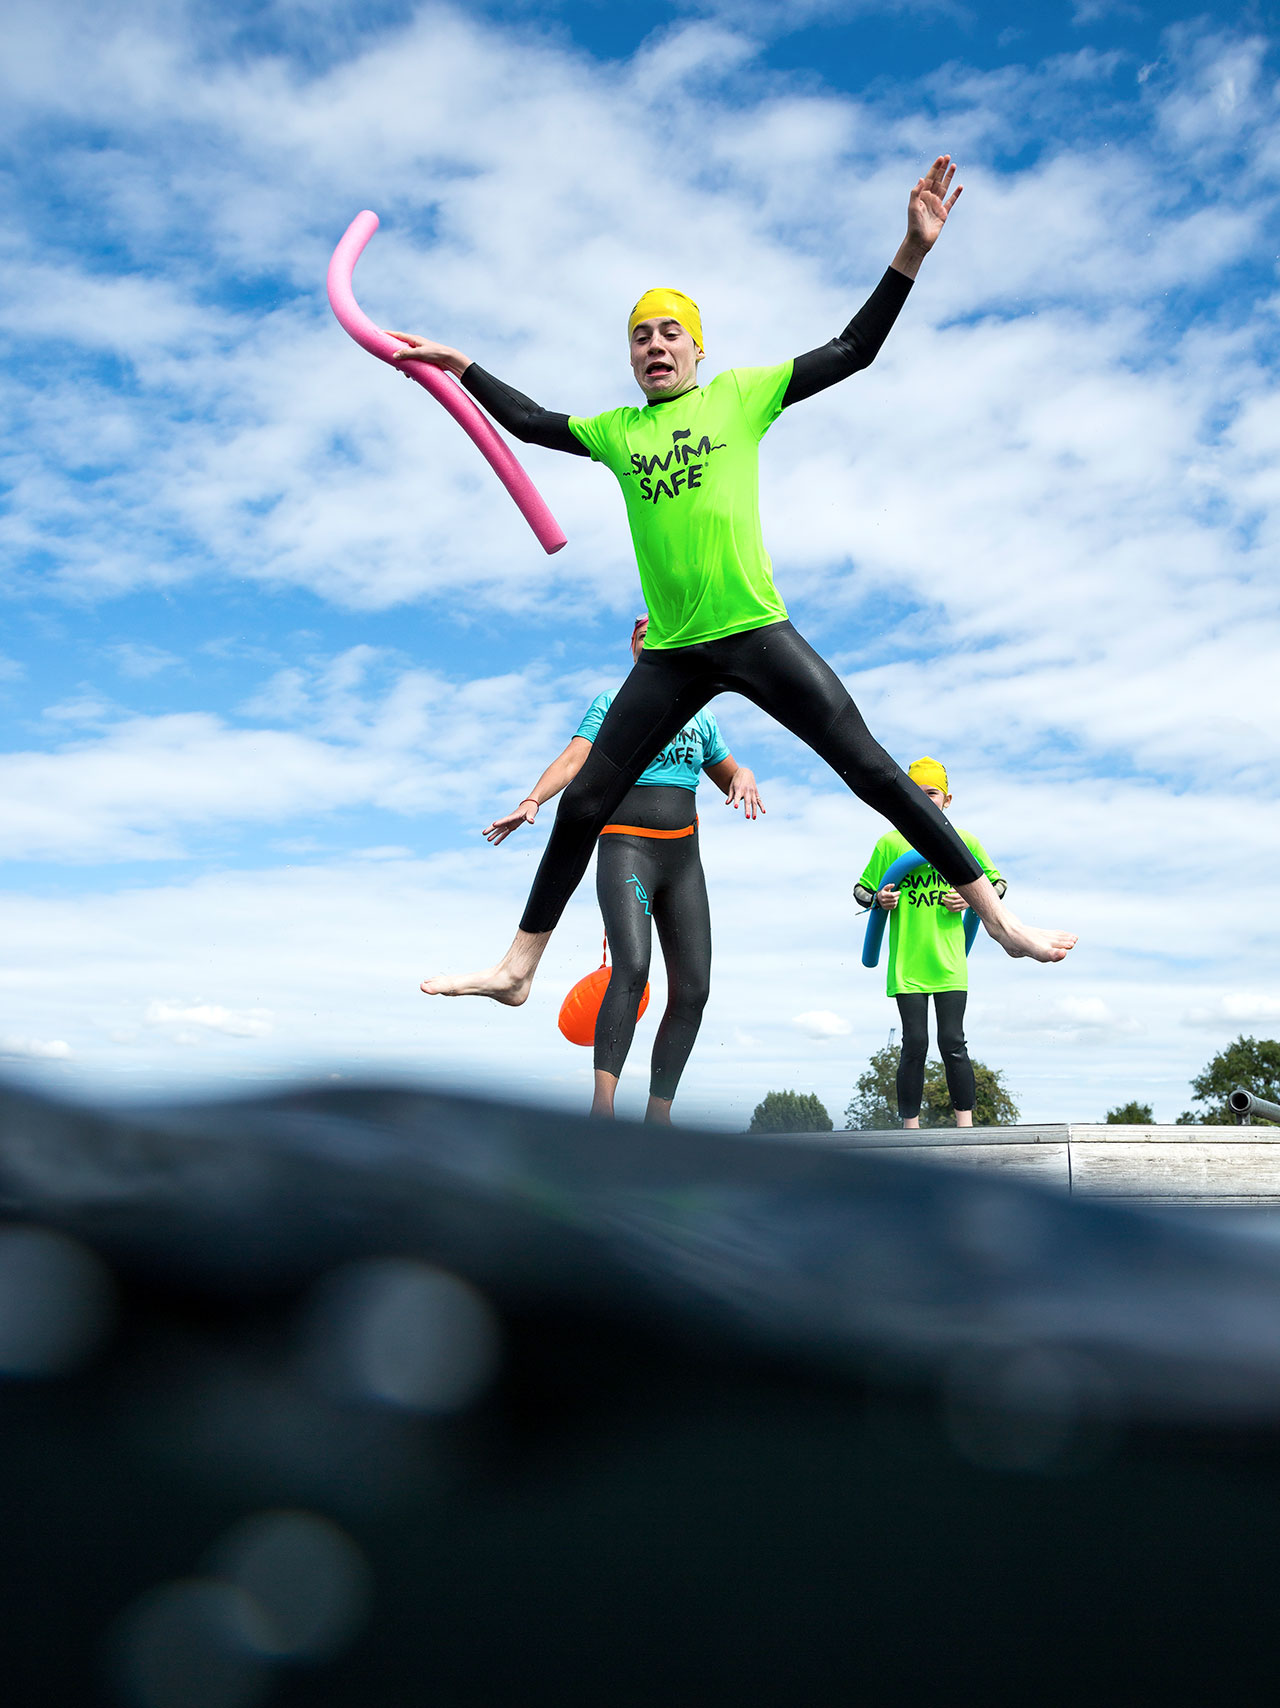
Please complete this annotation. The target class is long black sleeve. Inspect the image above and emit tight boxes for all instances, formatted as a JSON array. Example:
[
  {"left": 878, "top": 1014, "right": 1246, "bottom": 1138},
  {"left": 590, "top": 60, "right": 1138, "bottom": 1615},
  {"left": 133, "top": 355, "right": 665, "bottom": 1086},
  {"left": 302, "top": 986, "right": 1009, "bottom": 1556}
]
[
  {"left": 460, "top": 364, "right": 589, "bottom": 456},
  {"left": 782, "top": 266, "right": 914, "bottom": 408}
]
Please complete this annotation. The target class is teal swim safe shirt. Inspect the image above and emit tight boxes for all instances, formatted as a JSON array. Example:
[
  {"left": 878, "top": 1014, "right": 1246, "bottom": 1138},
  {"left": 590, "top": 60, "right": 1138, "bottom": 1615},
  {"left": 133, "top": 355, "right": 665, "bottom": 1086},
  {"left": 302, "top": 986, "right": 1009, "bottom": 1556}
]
[
  {"left": 568, "top": 364, "right": 793, "bottom": 651},
  {"left": 575, "top": 692, "right": 728, "bottom": 789}
]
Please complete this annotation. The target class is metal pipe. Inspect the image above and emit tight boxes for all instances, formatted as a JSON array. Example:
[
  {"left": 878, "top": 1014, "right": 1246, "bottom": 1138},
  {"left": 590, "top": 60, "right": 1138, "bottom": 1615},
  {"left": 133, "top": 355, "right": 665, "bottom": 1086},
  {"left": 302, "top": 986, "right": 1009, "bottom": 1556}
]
[{"left": 1228, "top": 1088, "right": 1280, "bottom": 1126}]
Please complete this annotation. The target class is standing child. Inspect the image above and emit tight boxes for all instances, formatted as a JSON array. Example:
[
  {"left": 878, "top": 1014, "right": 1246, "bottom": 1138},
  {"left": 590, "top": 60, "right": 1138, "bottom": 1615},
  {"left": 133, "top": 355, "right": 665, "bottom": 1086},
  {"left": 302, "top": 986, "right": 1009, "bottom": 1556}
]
[{"left": 855, "top": 758, "right": 1005, "bottom": 1129}]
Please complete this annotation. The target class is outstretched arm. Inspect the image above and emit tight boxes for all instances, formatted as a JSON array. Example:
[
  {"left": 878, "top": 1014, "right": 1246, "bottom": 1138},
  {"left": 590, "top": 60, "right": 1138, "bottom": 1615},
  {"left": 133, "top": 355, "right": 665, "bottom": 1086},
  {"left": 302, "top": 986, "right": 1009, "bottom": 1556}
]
[
  {"left": 783, "top": 154, "right": 962, "bottom": 407},
  {"left": 484, "top": 736, "right": 594, "bottom": 846},
  {"left": 388, "top": 333, "right": 588, "bottom": 457}
]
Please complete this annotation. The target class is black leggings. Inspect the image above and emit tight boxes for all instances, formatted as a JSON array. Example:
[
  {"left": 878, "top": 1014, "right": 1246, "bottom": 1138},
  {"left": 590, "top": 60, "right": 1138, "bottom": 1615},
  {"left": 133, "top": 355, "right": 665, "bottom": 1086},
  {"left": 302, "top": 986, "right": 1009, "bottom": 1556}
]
[
  {"left": 895, "top": 990, "right": 974, "bottom": 1120},
  {"left": 521, "top": 620, "right": 983, "bottom": 934},
  {"left": 595, "top": 809, "right": 711, "bottom": 1102}
]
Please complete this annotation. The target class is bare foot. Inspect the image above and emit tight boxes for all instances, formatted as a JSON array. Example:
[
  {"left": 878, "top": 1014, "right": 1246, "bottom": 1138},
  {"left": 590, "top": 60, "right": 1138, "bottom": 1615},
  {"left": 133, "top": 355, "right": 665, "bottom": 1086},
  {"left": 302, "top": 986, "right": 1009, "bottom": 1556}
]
[
  {"left": 984, "top": 914, "right": 1077, "bottom": 963},
  {"left": 420, "top": 964, "right": 532, "bottom": 1004},
  {"left": 957, "top": 880, "right": 1076, "bottom": 965},
  {"left": 421, "top": 928, "right": 550, "bottom": 1005}
]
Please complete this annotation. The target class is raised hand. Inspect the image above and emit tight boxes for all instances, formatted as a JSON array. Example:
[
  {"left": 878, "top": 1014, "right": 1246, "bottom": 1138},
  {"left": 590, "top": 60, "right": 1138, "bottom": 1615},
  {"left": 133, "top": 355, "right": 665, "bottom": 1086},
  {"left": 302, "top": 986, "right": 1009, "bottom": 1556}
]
[{"left": 906, "top": 154, "right": 962, "bottom": 252}]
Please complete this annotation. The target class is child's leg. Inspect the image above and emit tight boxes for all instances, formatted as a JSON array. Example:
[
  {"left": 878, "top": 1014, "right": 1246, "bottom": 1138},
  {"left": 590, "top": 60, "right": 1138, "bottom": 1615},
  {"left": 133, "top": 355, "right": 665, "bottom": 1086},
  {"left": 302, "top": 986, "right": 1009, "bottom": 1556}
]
[
  {"left": 895, "top": 994, "right": 930, "bottom": 1128},
  {"left": 934, "top": 990, "right": 975, "bottom": 1125}
]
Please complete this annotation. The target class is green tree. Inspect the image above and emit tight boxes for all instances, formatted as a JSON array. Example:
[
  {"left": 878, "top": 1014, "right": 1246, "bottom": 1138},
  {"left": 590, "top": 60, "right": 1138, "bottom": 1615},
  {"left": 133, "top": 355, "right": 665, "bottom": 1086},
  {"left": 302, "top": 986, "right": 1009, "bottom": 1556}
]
[
  {"left": 1106, "top": 1100, "right": 1154, "bottom": 1124},
  {"left": 749, "top": 1089, "right": 833, "bottom": 1133},
  {"left": 843, "top": 1045, "right": 1019, "bottom": 1129},
  {"left": 1176, "top": 1036, "right": 1280, "bottom": 1125},
  {"left": 843, "top": 1045, "right": 898, "bottom": 1131}
]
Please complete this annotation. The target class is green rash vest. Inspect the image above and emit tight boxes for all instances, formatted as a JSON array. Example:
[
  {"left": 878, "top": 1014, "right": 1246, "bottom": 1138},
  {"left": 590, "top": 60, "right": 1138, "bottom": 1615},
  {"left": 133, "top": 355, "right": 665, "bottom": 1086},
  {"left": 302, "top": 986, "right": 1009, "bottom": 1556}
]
[
  {"left": 568, "top": 363, "right": 793, "bottom": 650},
  {"left": 859, "top": 828, "right": 1003, "bottom": 998}
]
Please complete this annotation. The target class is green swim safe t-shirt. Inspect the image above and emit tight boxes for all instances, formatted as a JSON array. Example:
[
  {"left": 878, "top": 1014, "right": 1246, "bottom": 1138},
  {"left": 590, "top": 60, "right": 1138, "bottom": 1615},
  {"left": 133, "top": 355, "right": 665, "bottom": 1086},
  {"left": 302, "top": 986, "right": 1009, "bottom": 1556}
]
[
  {"left": 568, "top": 363, "right": 793, "bottom": 650},
  {"left": 859, "top": 828, "right": 1003, "bottom": 997}
]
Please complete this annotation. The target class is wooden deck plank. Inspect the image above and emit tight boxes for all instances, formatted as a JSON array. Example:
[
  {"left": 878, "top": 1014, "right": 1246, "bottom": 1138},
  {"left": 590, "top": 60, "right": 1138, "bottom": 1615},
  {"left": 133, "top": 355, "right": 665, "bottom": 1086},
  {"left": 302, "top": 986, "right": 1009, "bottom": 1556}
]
[
  {"left": 854, "top": 1143, "right": 1071, "bottom": 1186},
  {"left": 1069, "top": 1124, "right": 1262, "bottom": 1144},
  {"left": 1071, "top": 1142, "right": 1280, "bottom": 1198},
  {"left": 745, "top": 1126, "right": 1070, "bottom": 1148},
  {"left": 738, "top": 1125, "right": 1280, "bottom": 1204}
]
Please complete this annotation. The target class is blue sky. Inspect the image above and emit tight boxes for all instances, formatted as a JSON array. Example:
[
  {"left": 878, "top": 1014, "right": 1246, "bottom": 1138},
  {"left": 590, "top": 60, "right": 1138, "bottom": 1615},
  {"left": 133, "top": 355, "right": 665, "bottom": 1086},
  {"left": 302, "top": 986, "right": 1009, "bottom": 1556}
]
[{"left": 2, "top": 0, "right": 1279, "bottom": 1122}]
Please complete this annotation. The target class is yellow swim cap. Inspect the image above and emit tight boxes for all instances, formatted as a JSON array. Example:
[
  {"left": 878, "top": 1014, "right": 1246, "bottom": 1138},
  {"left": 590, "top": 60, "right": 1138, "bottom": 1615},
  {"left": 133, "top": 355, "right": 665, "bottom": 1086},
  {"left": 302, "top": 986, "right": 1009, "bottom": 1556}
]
[
  {"left": 908, "top": 756, "right": 949, "bottom": 793},
  {"left": 628, "top": 289, "right": 704, "bottom": 352}
]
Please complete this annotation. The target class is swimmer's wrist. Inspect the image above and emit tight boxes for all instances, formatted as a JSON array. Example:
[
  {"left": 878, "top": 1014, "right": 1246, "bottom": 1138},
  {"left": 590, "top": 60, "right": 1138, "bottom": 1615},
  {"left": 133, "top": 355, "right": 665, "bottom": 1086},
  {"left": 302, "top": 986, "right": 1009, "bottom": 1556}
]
[
  {"left": 891, "top": 237, "right": 929, "bottom": 280},
  {"left": 426, "top": 346, "right": 472, "bottom": 377}
]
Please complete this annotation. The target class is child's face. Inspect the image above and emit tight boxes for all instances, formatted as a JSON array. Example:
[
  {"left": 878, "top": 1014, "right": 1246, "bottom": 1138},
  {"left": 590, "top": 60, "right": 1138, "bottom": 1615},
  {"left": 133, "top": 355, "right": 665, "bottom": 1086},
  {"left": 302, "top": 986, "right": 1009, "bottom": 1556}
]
[{"left": 920, "top": 784, "right": 953, "bottom": 811}]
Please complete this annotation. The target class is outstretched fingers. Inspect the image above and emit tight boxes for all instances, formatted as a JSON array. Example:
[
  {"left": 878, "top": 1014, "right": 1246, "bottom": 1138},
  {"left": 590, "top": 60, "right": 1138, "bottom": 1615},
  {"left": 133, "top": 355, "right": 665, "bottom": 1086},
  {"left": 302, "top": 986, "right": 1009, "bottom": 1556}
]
[
  {"left": 921, "top": 155, "right": 961, "bottom": 206},
  {"left": 924, "top": 153, "right": 952, "bottom": 190}
]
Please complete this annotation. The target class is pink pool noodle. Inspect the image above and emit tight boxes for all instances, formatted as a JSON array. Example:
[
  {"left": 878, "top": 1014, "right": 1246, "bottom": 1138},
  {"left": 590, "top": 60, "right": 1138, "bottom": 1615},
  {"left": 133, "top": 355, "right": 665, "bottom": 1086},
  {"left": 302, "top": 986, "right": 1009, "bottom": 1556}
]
[{"left": 326, "top": 211, "right": 567, "bottom": 555}]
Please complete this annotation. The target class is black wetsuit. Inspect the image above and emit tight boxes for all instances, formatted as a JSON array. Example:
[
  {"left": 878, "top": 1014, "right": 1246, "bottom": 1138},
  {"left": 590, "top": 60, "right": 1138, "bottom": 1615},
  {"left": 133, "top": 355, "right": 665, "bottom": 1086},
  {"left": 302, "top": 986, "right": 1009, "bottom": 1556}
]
[
  {"left": 462, "top": 269, "right": 987, "bottom": 935},
  {"left": 594, "top": 784, "right": 711, "bottom": 1102},
  {"left": 895, "top": 991, "right": 974, "bottom": 1120}
]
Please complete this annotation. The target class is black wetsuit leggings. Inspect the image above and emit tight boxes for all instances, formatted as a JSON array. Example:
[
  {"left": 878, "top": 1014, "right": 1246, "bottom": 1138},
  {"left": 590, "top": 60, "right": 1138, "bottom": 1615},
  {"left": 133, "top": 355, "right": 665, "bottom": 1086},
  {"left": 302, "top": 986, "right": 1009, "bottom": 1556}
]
[
  {"left": 595, "top": 816, "right": 711, "bottom": 1102},
  {"left": 520, "top": 620, "right": 984, "bottom": 935},
  {"left": 895, "top": 990, "right": 975, "bottom": 1119}
]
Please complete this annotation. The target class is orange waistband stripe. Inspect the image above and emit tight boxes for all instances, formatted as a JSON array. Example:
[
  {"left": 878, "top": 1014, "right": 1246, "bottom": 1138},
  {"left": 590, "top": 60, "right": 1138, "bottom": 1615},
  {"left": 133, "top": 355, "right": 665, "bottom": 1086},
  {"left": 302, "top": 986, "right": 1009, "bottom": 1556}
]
[{"left": 600, "top": 817, "right": 698, "bottom": 840}]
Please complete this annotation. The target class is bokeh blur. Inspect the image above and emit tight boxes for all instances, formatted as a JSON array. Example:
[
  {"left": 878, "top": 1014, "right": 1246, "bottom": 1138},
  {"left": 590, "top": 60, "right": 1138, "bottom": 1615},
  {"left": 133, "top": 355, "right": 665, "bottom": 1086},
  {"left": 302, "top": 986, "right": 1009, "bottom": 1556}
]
[{"left": 6, "top": 1077, "right": 1280, "bottom": 1704}]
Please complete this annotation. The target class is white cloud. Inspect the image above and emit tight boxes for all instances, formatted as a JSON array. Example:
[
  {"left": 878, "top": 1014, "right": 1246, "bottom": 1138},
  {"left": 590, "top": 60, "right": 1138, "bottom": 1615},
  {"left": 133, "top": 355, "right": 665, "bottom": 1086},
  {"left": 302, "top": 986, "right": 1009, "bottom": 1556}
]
[
  {"left": 1183, "top": 994, "right": 1280, "bottom": 1029},
  {"left": 1072, "top": 0, "right": 1143, "bottom": 26},
  {"left": 0, "top": 649, "right": 591, "bottom": 861},
  {"left": 0, "top": 1036, "right": 72, "bottom": 1060},
  {"left": 145, "top": 1001, "right": 273, "bottom": 1038},
  {"left": 679, "top": 0, "right": 962, "bottom": 28},
  {"left": 792, "top": 1009, "right": 853, "bottom": 1039},
  {"left": 109, "top": 642, "right": 183, "bottom": 679}
]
